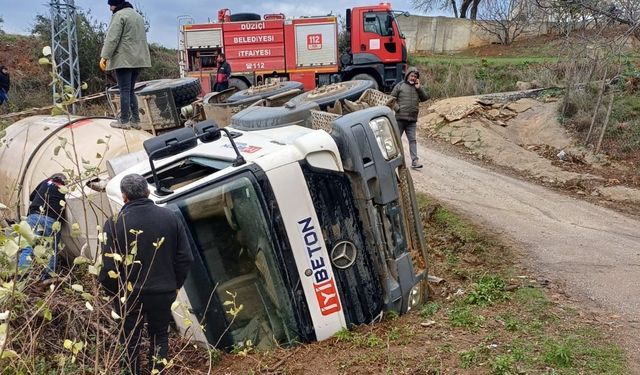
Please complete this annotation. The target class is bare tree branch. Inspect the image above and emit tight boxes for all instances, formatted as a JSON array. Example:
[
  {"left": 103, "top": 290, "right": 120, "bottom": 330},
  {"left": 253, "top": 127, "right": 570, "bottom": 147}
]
[
  {"left": 476, "top": 0, "right": 536, "bottom": 45},
  {"left": 411, "top": 0, "right": 482, "bottom": 19}
]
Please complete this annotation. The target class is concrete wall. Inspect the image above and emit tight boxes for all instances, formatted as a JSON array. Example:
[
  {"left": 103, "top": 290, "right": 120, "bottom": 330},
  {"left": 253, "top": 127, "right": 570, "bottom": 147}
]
[{"left": 398, "top": 15, "right": 548, "bottom": 53}]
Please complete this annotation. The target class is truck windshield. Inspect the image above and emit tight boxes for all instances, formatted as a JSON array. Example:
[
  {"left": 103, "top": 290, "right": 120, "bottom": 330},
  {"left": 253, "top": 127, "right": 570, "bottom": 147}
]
[
  {"left": 363, "top": 12, "right": 394, "bottom": 36},
  {"left": 175, "top": 175, "right": 299, "bottom": 349}
]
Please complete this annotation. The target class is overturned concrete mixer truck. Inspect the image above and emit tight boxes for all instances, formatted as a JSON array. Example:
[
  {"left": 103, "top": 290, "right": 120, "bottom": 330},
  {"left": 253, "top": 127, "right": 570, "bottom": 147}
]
[{"left": 1, "top": 81, "right": 428, "bottom": 350}]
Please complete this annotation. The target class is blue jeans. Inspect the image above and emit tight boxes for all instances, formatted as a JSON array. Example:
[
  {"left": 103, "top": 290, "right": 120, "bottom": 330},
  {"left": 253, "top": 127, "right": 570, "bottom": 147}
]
[
  {"left": 18, "top": 214, "right": 59, "bottom": 276},
  {"left": 0, "top": 89, "right": 7, "bottom": 105},
  {"left": 115, "top": 68, "right": 141, "bottom": 123}
]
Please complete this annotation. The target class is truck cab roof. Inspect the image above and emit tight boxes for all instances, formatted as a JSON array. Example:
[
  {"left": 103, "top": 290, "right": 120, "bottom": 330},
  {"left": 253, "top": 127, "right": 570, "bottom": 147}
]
[{"left": 105, "top": 122, "right": 342, "bottom": 208}]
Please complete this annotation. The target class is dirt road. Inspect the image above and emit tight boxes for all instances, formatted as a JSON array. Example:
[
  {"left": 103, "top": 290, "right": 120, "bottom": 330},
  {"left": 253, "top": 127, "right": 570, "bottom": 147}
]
[{"left": 409, "top": 142, "right": 640, "bottom": 367}]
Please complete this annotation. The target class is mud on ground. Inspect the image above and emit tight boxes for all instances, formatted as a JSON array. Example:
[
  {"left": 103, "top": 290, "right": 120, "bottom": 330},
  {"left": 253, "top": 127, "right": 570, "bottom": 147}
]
[{"left": 419, "top": 94, "right": 640, "bottom": 216}]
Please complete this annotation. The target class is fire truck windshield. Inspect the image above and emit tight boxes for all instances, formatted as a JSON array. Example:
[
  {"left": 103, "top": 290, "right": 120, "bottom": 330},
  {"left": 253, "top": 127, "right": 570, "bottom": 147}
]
[{"left": 174, "top": 174, "right": 299, "bottom": 349}]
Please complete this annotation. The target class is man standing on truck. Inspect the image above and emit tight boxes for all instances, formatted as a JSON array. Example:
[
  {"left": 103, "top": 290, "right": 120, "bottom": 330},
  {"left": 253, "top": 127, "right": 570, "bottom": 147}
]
[
  {"left": 214, "top": 53, "right": 231, "bottom": 92},
  {"left": 18, "top": 173, "right": 67, "bottom": 277},
  {"left": 390, "top": 66, "right": 429, "bottom": 169},
  {"left": 99, "top": 174, "right": 193, "bottom": 375},
  {"left": 100, "top": 0, "right": 151, "bottom": 130}
]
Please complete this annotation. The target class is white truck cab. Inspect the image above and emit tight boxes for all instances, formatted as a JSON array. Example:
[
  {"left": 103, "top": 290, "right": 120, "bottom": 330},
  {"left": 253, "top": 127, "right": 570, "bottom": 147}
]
[{"left": 106, "top": 103, "right": 428, "bottom": 350}]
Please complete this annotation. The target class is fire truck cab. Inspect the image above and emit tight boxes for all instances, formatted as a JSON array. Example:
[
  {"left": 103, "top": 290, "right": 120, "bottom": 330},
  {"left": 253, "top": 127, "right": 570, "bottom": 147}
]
[{"left": 179, "top": 3, "right": 407, "bottom": 93}]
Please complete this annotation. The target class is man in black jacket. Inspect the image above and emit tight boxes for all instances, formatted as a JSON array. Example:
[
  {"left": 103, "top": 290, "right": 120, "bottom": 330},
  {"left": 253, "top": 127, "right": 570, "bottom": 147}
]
[
  {"left": 390, "top": 66, "right": 429, "bottom": 169},
  {"left": 214, "top": 53, "right": 231, "bottom": 92},
  {"left": 0, "top": 65, "right": 10, "bottom": 105},
  {"left": 99, "top": 173, "right": 194, "bottom": 375},
  {"left": 18, "top": 173, "right": 67, "bottom": 276}
]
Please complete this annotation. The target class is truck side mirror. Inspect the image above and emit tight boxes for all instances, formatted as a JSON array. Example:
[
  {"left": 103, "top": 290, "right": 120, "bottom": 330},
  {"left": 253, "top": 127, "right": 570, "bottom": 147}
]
[
  {"left": 194, "top": 120, "right": 222, "bottom": 143},
  {"left": 143, "top": 127, "right": 198, "bottom": 160},
  {"left": 194, "top": 120, "right": 245, "bottom": 166}
]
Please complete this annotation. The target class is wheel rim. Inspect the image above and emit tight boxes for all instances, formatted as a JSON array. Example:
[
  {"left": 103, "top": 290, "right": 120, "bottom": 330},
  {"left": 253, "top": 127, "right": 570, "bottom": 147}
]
[
  {"left": 246, "top": 81, "right": 282, "bottom": 95},
  {"left": 307, "top": 82, "right": 351, "bottom": 99}
]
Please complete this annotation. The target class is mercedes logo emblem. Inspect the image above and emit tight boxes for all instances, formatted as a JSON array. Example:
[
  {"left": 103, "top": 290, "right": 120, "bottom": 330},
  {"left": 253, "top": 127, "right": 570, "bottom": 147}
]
[{"left": 330, "top": 241, "right": 357, "bottom": 270}]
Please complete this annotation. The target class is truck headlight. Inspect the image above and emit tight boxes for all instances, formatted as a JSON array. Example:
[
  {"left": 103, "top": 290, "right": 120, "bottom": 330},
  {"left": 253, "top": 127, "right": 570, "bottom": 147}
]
[
  {"left": 407, "top": 282, "right": 425, "bottom": 311},
  {"left": 368, "top": 117, "right": 399, "bottom": 160}
]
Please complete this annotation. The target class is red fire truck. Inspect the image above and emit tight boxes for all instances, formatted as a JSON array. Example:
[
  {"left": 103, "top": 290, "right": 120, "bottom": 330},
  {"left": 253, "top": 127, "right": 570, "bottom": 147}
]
[{"left": 179, "top": 3, "right": 408, "bottom": 93}]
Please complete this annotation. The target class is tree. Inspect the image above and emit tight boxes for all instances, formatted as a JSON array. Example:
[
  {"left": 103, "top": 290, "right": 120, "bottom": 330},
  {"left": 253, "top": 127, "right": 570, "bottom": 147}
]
[
  {"left": 537, "top": 0, "right": 640, "bottom": 39},
  {"left": 476, "top": 0, "right": 536, "bottom": 45},
  {"left": 460, "top": 0, "right": 482, "bottom": 18},
  {"left": 411, "top": 0, "right": 483, "bottom": 19},
  {"left": 32, "top": 12, "right": 108, "bottom": 93}
]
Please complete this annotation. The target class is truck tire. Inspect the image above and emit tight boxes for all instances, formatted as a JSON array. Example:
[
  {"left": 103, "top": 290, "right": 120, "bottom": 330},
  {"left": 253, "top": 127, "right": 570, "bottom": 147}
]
[
  {"left": 226, "top": 81, "right": 304, "bottom": 103},
  {"left": 228, "top": 77, "right": 249, "bottom": 92},
  {"left": 351, "top": 73, "right": 379, "bottom": 91},
  {"left": 139, "top": 78, "right": 201, "bottom": 108},
  {"left": 229, "top": 13, "right": 261, "bottom": 21},
  {"left": 231, "top": 101, "right": 320, "bottom": 130},
  {"left": 108, "top": 78, "right": 201, "bottom": 108},
  {"left": 288, "top": 80, "right": 375, "bottom": 110}
]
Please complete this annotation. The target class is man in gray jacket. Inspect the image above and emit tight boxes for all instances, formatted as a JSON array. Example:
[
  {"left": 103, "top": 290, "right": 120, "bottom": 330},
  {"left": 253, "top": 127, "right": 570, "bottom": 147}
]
[
  {"left": 101, "top": 0, "right": 151, "bottom": 129},
  {"left": 390, "top": 67, "right": 429, "bottom": 169}
]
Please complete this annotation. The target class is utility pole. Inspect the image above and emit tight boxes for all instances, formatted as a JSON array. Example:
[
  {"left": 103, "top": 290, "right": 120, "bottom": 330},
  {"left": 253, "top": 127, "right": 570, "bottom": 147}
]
[{"left": 50, "top": 0, "right": 81, "bottom": 112}]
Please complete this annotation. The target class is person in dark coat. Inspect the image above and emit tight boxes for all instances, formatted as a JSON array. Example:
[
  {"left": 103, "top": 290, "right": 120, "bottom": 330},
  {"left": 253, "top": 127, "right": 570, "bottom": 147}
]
[
  {"left": 0, "top": 65, "right": 10, "bottom": 105},
  {"left": 101, "top": 0, "right": 151, "bottom": 129},
  {"left": 214, "top": 53, "right": 232, "bottom": 92},
  {"left": 390, "top": 66, "right": 429, "bottom": 169},
  {"left": 18, "top": 173, "right": 67, "bottom": 276},
  {"left": 99, "top": 173, "right": 194, "bottom": 375}
]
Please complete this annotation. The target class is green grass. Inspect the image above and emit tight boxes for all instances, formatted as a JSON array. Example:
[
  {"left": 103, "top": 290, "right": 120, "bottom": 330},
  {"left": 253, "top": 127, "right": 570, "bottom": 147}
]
[
  {"left": 490, "top": 354, "right": 517, "bottom": 375},
  {"left": 0, "top": 120, "right": 9, "bottom": 132},
  {"left": 411, "top": 55, "right": 559, "bottom": 67},
  {"left": 432, "top": 207, "right": 479, "bottom": 244},
  {"left": 465, "top": 275, "right": 508, "bottom": 306},
  {"left": 448, "top": 306, "right": 485, "bottom": 330},
  {"left": 544, "top": 338, "right": 574, "bottom": 367},
  {"left": 515, "top": 286, "right": 552, "bottom": 313},
  {"left": 335, "top": 329, "right": 386, "bottom": 349},
  {"left": 499, "top": 314, "right": 522, "bottom": 332},
  {"left": 542, "top": 332, "right": 628, "bottom": 375},
  {"left": 420, "top": 302, "right": 440, "bottom": 318},
  {"left": 459, "top": 349, "right": 480, "bottom": 368}
]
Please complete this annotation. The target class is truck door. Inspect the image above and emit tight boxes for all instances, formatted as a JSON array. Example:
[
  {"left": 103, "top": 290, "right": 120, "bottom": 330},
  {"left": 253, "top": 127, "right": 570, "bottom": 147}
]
[
  {"left": 171, "top": 172, "right": 307, "bottom": 349},
  {"left": 355, "top": 10, "right": 403, "bottom": 63}
]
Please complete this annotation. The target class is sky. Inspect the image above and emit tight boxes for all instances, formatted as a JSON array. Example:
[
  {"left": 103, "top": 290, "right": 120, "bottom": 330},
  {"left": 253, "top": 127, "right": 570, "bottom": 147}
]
[{"left": 1, "top": 0, "right": 440, "bottom": 48}]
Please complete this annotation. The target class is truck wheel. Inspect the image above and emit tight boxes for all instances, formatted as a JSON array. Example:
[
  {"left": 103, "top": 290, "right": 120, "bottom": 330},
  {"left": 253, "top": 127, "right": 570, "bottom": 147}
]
[
  {"left": 140, "top": 78, "right": 201, "bottom": 108},
  {"left": 351, "top": 73, "right": 379, "bottom": 91},
  {"left": 229, "top": 13, "right": 261, "bottom": 22},
  {"left": 227, "top": 81, "right": 304, "bottom": 103},
  {"left": 108, "top": 78, "right": 201, "bottom": 108},
  {"left": 288, "top": 80, "right": 375, "bottom": 110},
  {"left": 229, "top": 77, "right": 249, "bottom": 92}
]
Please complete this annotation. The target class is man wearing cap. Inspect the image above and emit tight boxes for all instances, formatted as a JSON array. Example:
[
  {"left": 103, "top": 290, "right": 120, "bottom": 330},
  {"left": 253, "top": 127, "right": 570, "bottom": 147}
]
[
  {"left": 100, "top": 0, "right": 151, "bottom": 129},
  {"left": 390, "top": 66, "right": 430, "bottom": 169},
  {"left": 18, "top": 174, "right": 67, "bottom": 276}
]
